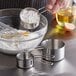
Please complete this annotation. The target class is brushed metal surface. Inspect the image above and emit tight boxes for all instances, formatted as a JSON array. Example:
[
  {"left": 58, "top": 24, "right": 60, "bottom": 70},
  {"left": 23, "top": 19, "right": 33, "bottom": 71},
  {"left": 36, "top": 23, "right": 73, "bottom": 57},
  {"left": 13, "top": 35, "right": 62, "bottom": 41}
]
[{"left": 0, "top": 39, "right": 76, "bottom": 76}]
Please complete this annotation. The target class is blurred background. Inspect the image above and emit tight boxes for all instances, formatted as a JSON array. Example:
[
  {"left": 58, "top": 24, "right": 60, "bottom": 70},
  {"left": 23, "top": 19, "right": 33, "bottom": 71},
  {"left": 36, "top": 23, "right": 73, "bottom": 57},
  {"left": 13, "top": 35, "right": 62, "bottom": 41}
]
[
  {"left": 0, "top": 0, "right": 52, "bottom": 32},
  {"left": 0, "top": 0, "right": 48, "bottom": 9}
]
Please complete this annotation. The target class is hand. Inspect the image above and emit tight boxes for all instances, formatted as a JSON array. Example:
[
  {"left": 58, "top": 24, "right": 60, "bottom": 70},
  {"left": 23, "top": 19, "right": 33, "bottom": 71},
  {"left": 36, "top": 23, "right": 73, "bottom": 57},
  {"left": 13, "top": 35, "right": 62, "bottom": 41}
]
[{"left": 46, "top": 0, "right": 66, "bottom": 14}]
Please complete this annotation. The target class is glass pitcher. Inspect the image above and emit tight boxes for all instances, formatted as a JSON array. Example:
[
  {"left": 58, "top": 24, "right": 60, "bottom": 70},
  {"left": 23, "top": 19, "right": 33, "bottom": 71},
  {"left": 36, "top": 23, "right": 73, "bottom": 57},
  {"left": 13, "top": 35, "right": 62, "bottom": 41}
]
[{"left": 46, "top": 0, "right": 73, "bottom": 18}]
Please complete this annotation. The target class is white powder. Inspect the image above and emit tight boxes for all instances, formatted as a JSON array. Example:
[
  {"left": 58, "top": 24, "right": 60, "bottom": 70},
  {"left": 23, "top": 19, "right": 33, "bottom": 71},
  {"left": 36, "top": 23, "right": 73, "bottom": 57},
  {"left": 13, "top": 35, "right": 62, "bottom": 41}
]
[
  {"left": 20, "top": 8, "right": 40, "bottom": 23},
  {"left": 0, "top": 30, "right": 42, "bottom": 51},
  {"left": 20, "top": 8, "right": 40, "bottom": 29}
]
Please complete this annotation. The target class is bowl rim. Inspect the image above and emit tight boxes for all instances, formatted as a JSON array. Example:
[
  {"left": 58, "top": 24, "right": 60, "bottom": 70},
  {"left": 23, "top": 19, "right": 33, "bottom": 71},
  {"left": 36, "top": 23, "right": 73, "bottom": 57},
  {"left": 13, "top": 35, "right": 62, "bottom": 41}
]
[{"left": 0, "top": 8, "right": 48, "bottom": 42}]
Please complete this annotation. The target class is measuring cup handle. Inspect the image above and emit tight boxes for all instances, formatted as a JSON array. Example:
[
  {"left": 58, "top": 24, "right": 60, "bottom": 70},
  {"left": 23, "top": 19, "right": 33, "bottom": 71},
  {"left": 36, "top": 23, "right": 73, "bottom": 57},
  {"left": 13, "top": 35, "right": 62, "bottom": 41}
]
[{"left": 38, "top": 7, "right": 47, "bottom": 14}]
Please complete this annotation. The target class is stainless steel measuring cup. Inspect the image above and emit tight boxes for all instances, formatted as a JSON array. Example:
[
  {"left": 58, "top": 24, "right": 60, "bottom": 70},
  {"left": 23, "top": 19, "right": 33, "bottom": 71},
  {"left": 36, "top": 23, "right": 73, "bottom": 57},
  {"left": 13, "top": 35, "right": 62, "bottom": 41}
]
[{"left": 41, "top": 39, "right": 65, "bottom": 61}]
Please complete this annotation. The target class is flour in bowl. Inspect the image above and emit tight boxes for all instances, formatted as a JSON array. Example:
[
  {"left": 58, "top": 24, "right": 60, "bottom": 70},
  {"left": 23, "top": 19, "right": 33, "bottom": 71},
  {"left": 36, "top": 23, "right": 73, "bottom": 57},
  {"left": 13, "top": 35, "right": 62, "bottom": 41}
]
[{"left": 0, "top": 30, "right": 42, "bottom": 51}]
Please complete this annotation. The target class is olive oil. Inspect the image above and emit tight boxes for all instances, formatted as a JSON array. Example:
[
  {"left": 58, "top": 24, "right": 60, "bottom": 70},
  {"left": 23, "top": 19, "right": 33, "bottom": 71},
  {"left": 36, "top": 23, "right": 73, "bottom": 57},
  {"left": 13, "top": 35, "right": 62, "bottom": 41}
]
[{"left": 56, "top": 7, "right": 73, "bottom": 26}]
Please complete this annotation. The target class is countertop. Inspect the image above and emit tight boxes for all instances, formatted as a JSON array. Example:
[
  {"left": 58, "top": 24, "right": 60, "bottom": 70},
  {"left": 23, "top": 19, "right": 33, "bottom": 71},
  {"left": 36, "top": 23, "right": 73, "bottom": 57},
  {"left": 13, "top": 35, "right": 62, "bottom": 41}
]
[{"left": 0, "top": 34, "right": 76, "bottom": 76}]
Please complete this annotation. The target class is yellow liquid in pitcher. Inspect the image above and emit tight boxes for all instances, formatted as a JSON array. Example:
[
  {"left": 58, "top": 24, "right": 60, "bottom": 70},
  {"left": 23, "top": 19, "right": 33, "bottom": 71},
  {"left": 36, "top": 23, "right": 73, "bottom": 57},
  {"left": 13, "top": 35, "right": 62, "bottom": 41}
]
[{"left": 56, "top": 7, "right": 73, "bottom": 26}]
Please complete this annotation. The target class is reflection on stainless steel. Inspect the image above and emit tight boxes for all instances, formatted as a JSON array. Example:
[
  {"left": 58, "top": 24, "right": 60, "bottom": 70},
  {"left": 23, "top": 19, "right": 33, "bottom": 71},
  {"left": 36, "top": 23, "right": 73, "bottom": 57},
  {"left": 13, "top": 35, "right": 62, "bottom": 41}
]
[
  {"left": 16, "top": 51, "right": 34, "bottom": 69},
  {"left": 52, "top": 59, "right": 76, "bottom": 74},
  {"left": 38, "top": 6, "right": 47, "bottom": 14},
  {"left": 41, "top": 39, "right": 65, "bottom": 61},
  {"left": 0, "top": 39, "right": 74, "bottom": 75}
]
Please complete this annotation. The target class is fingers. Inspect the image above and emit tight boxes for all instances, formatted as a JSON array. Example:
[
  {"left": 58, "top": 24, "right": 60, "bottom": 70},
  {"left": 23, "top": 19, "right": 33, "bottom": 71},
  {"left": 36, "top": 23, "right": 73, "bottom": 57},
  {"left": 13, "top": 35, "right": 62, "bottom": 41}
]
[
  {"left": 51, "top": 0, "right": 60, "bottom": 14},
  {"left": 46, "top": 0, "right": 56, "bottom": 9},
  {"left": 46, "top": 0, "right": 71, "bottom": 15}
]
